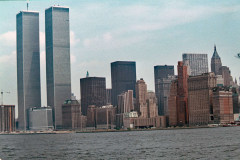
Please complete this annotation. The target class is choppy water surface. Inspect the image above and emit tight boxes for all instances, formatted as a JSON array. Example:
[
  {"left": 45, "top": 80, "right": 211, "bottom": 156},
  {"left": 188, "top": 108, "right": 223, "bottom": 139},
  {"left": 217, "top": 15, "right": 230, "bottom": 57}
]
[{"left": 0, "top": 127, "right": 240, "bottom": 159}]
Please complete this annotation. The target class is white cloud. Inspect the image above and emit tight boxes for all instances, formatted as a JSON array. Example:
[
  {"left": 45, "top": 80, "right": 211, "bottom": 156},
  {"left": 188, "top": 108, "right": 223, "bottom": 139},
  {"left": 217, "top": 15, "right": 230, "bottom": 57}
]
[
  {"left": 70, "top": 31, "right": 80, "bottom": 46},
  {"left": 0, "top": 31, "right": 16, "bottom": 46},
  {"left": 103, "top": 32, "right": 112, "bottom": 42},
  {"left": 71, "top": 53, "right": 76, "bottom": 64},
  {"left": 0, "top": 51, "right": 16, "bottom": 64}
]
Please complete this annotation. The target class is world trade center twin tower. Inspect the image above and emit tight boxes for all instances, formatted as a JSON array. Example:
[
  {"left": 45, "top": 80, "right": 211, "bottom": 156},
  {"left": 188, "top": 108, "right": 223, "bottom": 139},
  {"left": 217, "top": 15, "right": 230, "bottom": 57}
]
[{"left": 17, "top": 6, "right": 71, "bottom": 130}]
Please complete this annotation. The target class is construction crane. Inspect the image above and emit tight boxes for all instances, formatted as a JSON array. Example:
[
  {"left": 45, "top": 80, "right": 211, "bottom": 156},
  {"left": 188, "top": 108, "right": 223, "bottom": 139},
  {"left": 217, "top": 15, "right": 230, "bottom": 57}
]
[{"left": 1, "top": 90, "right": 10, "bottom": 105}]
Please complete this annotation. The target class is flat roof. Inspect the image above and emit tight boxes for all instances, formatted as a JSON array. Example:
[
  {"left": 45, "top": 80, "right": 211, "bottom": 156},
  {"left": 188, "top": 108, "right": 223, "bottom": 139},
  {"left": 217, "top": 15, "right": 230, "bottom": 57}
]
[
  {"left": 45, "top": 6, "right": 69, "bottom": 10},
  {"left": 18, "top": 10, "right": 39, "bottom": 14}
]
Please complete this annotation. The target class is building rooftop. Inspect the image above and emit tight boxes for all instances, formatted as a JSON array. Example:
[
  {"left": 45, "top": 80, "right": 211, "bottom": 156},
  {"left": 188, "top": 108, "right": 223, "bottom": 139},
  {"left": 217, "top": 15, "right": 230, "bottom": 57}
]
[{"left": 45, "top": 6, "right": 69, "bottom": 10}]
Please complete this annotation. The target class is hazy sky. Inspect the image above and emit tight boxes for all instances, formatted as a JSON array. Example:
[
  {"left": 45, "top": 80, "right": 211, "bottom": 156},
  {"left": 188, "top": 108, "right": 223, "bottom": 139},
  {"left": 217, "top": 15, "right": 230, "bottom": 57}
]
[{"left": 0, "top": 0, "right": 240, "bottom": 117}]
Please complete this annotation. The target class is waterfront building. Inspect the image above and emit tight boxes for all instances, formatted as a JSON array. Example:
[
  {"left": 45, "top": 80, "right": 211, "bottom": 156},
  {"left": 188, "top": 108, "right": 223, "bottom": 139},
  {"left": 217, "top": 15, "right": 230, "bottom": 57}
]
[
  {"left": 211, "top": 45, "right": 222, "bottom": 75},
  {"left": 0, "top": 105, "right": 15, "bottom": 132},
  {"left": 28, "top": 107, "right": 54, "bottom": 131},
  {"left": 86, "top": 105, "right": 116, "bottom": 129},
  {"left": 212, "top": 88, "right": 234, "bottom": 124},
  {"left": 154, "top": 65, "right": 175, "bottom": 115},
  {"left": 182, "top": 53, "right": 208, "bottom": 76},
  {"left": 45, "top": 6, "right": 71, "bottom": 128},
  {"left": 188, "top": 73, "right": 216, "bottom": 126},
  {"left": 168, "top": 61, "right": 189, "bottom": 126},
  {"left": 17, "top": 11, "right": 41, "bottom": 130},
  {"left": 111, "top": 61, "right": 136, "bottom": 107},
  {"left": 168, "top": 80, "right": 178, "bottom": 126},
  {"left": 80, "top": 77, "right": 106, "bottom": 115},
  {"left": 62, "top": 100, "right": 86, "bottom": 130}
]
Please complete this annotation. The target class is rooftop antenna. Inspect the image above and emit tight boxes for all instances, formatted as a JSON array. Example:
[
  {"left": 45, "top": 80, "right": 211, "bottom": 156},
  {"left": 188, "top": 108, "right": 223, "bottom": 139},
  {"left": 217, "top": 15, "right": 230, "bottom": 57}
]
[{"left": 27, "top": 0, "right": 29, "bottom": 11}]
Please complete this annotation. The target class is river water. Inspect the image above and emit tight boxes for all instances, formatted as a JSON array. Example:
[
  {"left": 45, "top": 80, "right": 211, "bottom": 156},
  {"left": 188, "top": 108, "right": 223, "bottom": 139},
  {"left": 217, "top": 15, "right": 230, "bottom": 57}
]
[{"left": 0, "top": 127, "right": 240, "bottom": 159}]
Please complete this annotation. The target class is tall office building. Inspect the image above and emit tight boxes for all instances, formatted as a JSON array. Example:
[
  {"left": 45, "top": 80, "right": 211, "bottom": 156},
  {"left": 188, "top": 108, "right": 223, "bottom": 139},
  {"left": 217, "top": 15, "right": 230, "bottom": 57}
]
[
  {"left": 135, "top": 79, "right": 148, "bottom": 118},
  {"left": 211, "top": 45, "right": 222, "bottom": 75},
  {"left": 45, "top": 6, "right": 71, "bottom": 128},
  {"left": 182, "top": 53, "right": 208, "bottom": 76},
  {"left": 154, "top": 65, "right": 175, "bottom": 115},
  {"left": 80, "top": 77, "right": 106, "bottom": 115},
  {"left": 219, "top": 66, "right": 231, "bottom": 86},
  {"left": 111, "top": 61, "right": 136, "bottom": 106},
  {"left": 17, "top": 11, "right": 41, "bottom": 130}
]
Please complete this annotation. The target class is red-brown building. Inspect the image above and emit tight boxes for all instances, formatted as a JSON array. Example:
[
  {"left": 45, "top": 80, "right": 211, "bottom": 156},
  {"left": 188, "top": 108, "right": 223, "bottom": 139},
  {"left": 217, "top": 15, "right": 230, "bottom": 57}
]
[
  {"left": 0, "top": 105, "right": 15, "bottom": 132},
  {"left": 62, "top": 100, "right": 86, "bottom": 130},
  {"left": 87, "top": 105, "right": 116, "bottom": 129},
  {"left": 188, "top": 73, "right": 216, "bottom": 126},
  {"left": 212, "top": 88, "right": 234, "bottom": 124}
]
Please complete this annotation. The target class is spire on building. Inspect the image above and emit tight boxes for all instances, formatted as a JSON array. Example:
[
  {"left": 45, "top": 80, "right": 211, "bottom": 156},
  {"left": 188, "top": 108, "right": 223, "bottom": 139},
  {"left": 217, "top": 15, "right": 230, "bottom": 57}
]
[
  {"left": 212, "top": 45, "right": 220, "bottom": 59},
  {"left": 86, "top": 71, "right": 89, "bottom": 78}
]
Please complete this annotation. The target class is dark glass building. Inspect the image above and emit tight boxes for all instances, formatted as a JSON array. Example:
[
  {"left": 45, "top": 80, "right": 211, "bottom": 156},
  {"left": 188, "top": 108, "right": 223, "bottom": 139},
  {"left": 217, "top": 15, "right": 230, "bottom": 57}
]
[
  {"left": 80, "top": 77, "right": 107, "bottom": 115},
  {"left": 45, "top": 6, "right": 71, "bottom": 128},
  {"left": 17, "top": 11, "right": 41, "bottom": 130},
  {"left": 111, "top": 61, "right": 136, "bottom": 106},
  {"left": 154, "top": 65, "right": 175, "bottom": 115}
]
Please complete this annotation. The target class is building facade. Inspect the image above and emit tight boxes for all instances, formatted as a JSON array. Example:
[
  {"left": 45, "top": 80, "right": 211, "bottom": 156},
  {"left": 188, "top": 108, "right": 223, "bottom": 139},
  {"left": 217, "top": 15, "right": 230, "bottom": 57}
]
[
  {"left": 211, "top": 45, "right": 222, "bottom": 75},
  {"left": 28, "top": 107, "right": 54, "bottom": 131},
  {"left": 0, "top": 105, "right": 15, "bottom": 132},
  {"left": 212, "top": 88, "right": 234, "bottom": 124},
  {"left": 182, "top": 53, "right": 208, "bottom": 76},
  {"left": 154, "top": 65, "right": 175, "bottom": 115},
  {"left": 188, "top": 73, "right": 216, "bottom": 126},
  {"left": 86, "top": 105, "right": 116, "bottom": 129},
  {"left": 111, "top": 61, "right": 136, "bottom": 107},
  {"left": 117, "top": 90, "right": 134, "bottom": 114},
  {"left": 80, "top": 77, "right": 106, "bottom": 115},
  {"left": 219, "top": 66, "right": 231, "bottom": 87},
  {"left": 136, "top": 79, "right": 148, "bottom": 118},
  {"left": 45, "top": 6, "right": 71, "bottom": 128},
  {"left": 62, "top": 100, "right": 86, "bottom": 130},
  {"left": 17, "top": 11, "right": 41, "bottom": 130},
  {"left": 106, "top": 88, "right": 112, "bottom": 105}
]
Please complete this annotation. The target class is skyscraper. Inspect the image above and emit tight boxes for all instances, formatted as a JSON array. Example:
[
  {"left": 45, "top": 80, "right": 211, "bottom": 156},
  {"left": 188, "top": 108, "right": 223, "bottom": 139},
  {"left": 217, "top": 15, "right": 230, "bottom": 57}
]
[
  {"left": 154, "top": 65, "right": 175, "bottom": 115},
  {"left": 45, "top": 6, "right": 71, "bottom": 128},
  {"left": 182, "top": 53, "right": 208, "bottom": 76},
  {"left": 17, "top": 11, "right": 41, "bottom": 130},
  {"left": 219, "top": 66, "right": 231, "bottom": 86},
  {"left": 211, "top": 45, "right": 222, "bottom": 75},
  {"left": 135, "top": 78, "right": 148, "bottom": 118},
  {"left": 111, "top": 61, "right": 136, "bottom": 106},
  {"left": 80, "top": 77, "right": 107, "bottom": 115}
]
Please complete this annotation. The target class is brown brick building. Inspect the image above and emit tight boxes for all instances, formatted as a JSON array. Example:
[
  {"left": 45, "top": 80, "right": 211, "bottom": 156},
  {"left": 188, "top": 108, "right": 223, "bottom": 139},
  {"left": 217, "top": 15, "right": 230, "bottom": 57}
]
[
  {"left": 168, "top": 80, "right": 178, "bottom": 126},
  {"left": 62, "top": 100, "right": 86, "bottom": 130},
  {"left": 212, "top": 88, "right": 234, "bottom": 124},
  {"left": 0, "top": 105, "right": 15, "bottom": 132},
  {"left": 188, "top": 73, "right": 216, "bottom": 126},
  {"left": 87, "top": 105, "right": 116, "bottom": 129}
]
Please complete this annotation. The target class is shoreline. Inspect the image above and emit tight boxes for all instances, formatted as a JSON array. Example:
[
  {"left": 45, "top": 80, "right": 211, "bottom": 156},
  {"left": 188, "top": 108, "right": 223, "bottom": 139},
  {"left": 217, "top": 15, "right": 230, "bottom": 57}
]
[{"left": 0, "top": 125, "right": 238, "bottom": 135}]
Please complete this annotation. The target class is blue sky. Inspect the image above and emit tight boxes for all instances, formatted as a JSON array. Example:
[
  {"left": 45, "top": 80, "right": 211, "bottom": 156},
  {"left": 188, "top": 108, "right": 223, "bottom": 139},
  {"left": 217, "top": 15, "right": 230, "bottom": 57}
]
[{"left": 0, "top": 0, "right": 240, "bottom": 116}]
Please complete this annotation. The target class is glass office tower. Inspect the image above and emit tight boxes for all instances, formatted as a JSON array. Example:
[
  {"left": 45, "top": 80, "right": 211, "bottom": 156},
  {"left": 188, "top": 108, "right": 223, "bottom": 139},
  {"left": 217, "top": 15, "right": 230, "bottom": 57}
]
[
  {"left": 17, "top": 11, "right": 41, "bottom": 130},
  {"left": 45, "top": 6, "right": 71, "bottom": 129}
]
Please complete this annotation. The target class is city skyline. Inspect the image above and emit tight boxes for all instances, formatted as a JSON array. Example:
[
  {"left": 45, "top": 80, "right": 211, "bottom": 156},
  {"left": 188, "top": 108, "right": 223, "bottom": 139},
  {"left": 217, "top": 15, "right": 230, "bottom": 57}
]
[{"left": 0, "top": 1, "right": 240, "bottom": 117}]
